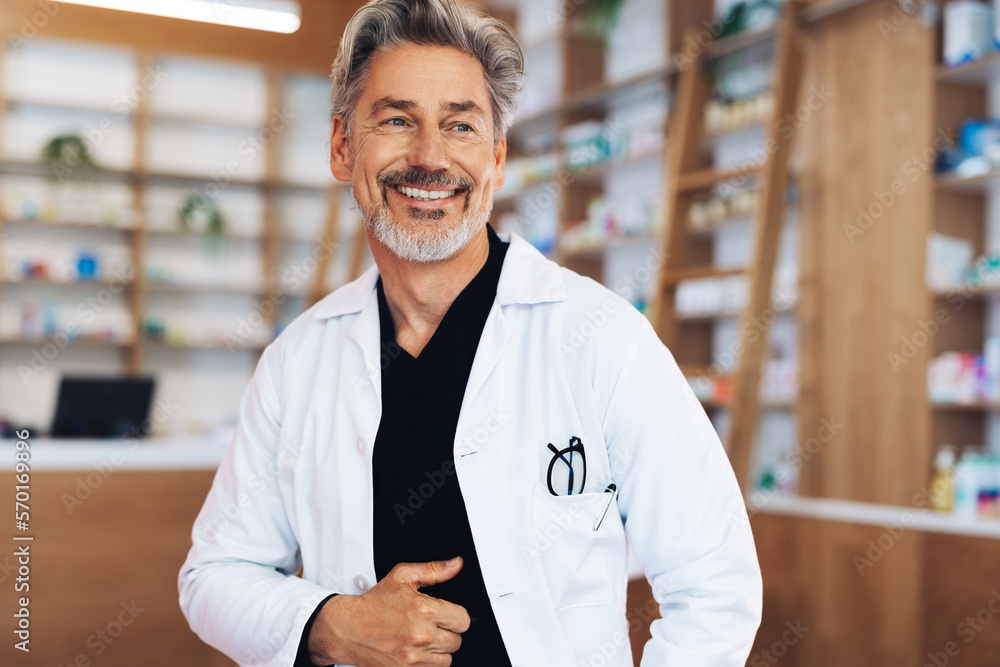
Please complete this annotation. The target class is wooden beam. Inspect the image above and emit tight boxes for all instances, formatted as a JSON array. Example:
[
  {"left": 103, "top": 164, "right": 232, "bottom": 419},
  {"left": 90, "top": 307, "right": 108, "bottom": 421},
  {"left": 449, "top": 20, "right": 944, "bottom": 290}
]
[
  {"left": 348, "top": 225, "right": 369, "bottom": 283},
  {"left": 725, "top": 1, "right": 806, "bottom": 490},
  {"left": 262, "top": 67, "right": 284, "bottom": 332},
  {"left": 649, "top": 27, "right": 713, "bottom": 350},
  {"left": 126, "top": 50, "right": 152, "bottom": 375},
  {"left": 676, "top": 165, "right": 759, "bottom": 193},
  {"left": 308, "top": 184, "right": 342, "bottom": 306}
]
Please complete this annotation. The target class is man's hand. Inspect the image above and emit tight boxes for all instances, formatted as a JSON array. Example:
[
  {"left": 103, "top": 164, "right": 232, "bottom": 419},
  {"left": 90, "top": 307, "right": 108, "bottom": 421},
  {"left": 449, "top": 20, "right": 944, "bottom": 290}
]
[{"left": 307, "top": 557, "right": 471, "bottom": 666}]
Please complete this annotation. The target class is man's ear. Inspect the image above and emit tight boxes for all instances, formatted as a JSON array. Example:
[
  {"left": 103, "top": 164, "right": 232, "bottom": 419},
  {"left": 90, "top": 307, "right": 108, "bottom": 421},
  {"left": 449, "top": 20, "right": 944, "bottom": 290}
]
[
  {"left": 330, "top": 115, "right": 352, "bottom": 181},
  {"left": 492, "top": 134, "right": 507, "bottom": 192}
]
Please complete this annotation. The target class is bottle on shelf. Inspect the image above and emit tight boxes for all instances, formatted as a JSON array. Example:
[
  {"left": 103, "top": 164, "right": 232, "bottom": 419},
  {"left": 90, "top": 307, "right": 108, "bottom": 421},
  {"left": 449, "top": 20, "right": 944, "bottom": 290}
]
[
  {"left": 954, "top": 450, "right": 977, "bottom": 519},
  {"left": 929, "top": 445, "right": 956, "bottom": 513}
]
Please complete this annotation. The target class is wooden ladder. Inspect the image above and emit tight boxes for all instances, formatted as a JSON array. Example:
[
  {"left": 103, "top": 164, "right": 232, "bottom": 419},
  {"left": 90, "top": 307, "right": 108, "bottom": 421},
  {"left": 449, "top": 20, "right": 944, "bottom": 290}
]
[{"left": 650, "top": 2, "right": 805, "bottom": 491}]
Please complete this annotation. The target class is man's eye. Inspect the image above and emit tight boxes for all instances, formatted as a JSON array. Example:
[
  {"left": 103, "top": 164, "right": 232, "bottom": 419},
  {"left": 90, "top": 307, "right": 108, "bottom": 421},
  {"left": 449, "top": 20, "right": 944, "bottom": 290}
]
[
  {"left": 386, "top": 118, "right": 406, "bottom": 126},
  {"left": 454, "top": 123, "right": 473, "bottom": 132}
]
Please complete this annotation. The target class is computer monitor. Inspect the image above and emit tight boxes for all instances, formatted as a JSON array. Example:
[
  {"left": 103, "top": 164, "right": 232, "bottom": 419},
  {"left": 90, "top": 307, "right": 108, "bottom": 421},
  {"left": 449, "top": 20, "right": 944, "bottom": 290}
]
[{"left": 50, "top": 376, "right": 156, "bottom": 439}]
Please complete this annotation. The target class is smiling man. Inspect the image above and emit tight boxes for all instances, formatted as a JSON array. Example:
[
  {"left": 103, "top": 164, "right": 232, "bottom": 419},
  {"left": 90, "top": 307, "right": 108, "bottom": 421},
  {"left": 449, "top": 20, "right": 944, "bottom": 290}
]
[{"left": 178, "top": 1, "right": 762, "bottom": 666}]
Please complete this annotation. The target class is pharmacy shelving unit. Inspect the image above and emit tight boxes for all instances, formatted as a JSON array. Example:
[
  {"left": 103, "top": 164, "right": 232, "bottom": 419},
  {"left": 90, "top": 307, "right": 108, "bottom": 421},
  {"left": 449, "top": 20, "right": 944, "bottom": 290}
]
[
  {"left": 652, "top": 2, "right": 805, "bottom": 490},
  {"left": 0, "top": 38, "right": 366, "bottom": 429},
  {"left": 930, "top": 53, "right": 1000, "bottom": 463},
  {"left": 494, "top": 1, "right": 808, "bottom": 498},
  {"left": 493, "top": 0, "right": 713, "bottom": 290}
]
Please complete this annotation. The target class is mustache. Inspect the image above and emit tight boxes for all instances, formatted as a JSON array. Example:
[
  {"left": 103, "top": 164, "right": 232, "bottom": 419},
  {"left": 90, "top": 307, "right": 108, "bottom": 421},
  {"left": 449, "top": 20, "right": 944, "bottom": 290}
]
[{"left": 379, "top": 169, "right": 473, "bottom": 191}]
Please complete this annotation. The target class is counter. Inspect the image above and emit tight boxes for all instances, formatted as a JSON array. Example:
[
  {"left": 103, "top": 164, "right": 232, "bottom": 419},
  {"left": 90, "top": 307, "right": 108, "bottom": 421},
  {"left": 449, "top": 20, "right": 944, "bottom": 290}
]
[
  {"left": 0, "top": 436, "right": 229, "bottom": 471},
  {"left": 752, "top": 493, "right": 1000, "bottom": 539}
]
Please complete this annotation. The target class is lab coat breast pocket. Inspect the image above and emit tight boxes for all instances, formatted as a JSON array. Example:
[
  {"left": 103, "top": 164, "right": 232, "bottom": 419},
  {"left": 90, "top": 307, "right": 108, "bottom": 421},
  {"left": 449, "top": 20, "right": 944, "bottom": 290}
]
[{"left": 529, "top": 481, "right": 627, "bottom": 612}]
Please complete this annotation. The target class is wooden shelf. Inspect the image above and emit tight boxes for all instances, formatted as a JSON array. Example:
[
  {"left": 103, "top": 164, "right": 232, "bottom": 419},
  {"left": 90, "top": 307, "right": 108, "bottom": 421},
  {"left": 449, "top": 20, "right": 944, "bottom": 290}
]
[
  {"left": 280, "top": 234, "right": 324, "bottom": 245},
  {"left": 142, "top": 168, "right": 266, "bottom": 189},
  {"left": 559, "top": 231, "right": 659, "bottom": 259},
  {"left": 0, "top": 159, "right": 329, "bottom": 192},
  {"left": 146, "top": 227, "right": 262, "bottom": 241},
  {"left": 689, "top": 213, "right": 755, "bottom": 237},
  {"left": 145, "top": 281, "right": 263, "bottom": 296},
  {"left": 0, "top": 335, "right": 132, "bottom": 347},
  {"left": 706, "top": 23, "right": 780, "bottom": 59},
  {"left": 931, "top": 284, "right": 1000, "bottom": 299},
  {"left": 930, "top": 401, "right": 998, "bottom": 411},
  {"left": 2, "top": 276, "right": 131, "bottom": 288},
  {"left": 677, "top": 309, "right": 743, "bottom": 321},
  {"left": 677, "top": 296, "right": 797, "bottom": 321},
  {"left": 144, "top": 340, "right": 264, "bottom": 352},
  {"left": 677, "top": 165, "right": 758, "bottom": 193},
  {"left": 703, "top": 121, "right": 767, "bottom": 145},
  {"left": 679, "top": 365, "right": 730, "bottom": 381},
  {"left": 2, "top": 217, "right": 136, "bottom": 231},
  {"left": 702, "top": 398, "right": 796, "bottom": 410},
  {"left": 936, "top": 52, "right": 1000, "bottom": 85},
  {"left": 2, "top": 219, "right": 313, "bottom": 243},
  {"left": 0, "top": 159, "right": 136, "bottom": 182},
  {"left": 4, "top": 96, "right": 136, "bottom": 118},
  {"left": 278, "top": 179, "right": 335, "bottom": 193},
  {"left": 661, "top": 266, "right": 746, "bottom": 286},
  {"left": 150, "top": 110, "right": 264, "bottom": 130},
  {"left": 934, "top": 169, "right": 1000, "bottom": 193}
]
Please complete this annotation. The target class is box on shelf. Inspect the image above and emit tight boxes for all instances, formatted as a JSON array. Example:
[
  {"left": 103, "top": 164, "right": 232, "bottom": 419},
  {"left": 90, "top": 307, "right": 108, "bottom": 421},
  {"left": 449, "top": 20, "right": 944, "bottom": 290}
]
[
  {"left": 926, "top": 233, "right": 975, "bottom": 291},
  {"left": 1, "top": 175, "right": 137, "bottom": 228},
  {"left": 561, "top": 120, "right": 618, "bottom": 172},
  {"left": 927, "top": 340, "right": 1000, "bottom": 405},
  {"left": 944, "top": 1, "right": 995, "bottom": 67},
  {"left": 0, "top": 240, "right": 132, "bottom": 284},
  {"left": 0, "top": 300, "right": 133, "bottom": 343},
  {"left": 559, "top": 192, "right": 661, "bottom": 253},
  {"left": 676, "top": 275, "right": 749, "bottom": 317},
  {"left": 685, "top": 358, "right": 798, "bottom": 407},
  {"left": 495, "top": 152, "right": 558, "bottom": 197},
  {"left": 704, "top": 90, "right": 774, "bottom": 136},
  {"left": 689, "top": 184, "right": 758, "bottom": 232},
  {"left": 955, "top": 452, "right": 1000, "bottom": 518}
]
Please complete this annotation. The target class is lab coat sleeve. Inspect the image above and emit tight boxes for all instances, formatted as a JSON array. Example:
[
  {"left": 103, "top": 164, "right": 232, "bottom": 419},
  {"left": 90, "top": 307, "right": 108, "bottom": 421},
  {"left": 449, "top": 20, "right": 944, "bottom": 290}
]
[
  {"left": 602, "top": 319, "right": 762, "bottom": 666},
  {"left": 178, "top": 343, "right": 336, "bottom": 667}
]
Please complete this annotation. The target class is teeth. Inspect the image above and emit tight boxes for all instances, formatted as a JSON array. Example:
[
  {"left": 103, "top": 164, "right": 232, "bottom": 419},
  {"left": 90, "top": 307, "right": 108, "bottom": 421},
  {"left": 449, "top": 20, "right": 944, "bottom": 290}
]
[{"left": 395, "top": 185, "right": 458, "bottom": 201}]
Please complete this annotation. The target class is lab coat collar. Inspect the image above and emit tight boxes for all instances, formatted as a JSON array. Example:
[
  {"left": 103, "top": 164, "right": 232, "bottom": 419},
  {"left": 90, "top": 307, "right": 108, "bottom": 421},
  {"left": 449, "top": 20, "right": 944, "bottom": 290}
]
[{"left": 312, "top": 230, "right": 567, "bottom": 320}]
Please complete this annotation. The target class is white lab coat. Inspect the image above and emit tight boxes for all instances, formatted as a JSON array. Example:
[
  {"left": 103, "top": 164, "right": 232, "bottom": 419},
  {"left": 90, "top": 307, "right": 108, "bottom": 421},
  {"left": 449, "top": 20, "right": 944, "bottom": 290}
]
[{"left": 178, "top": 231, "right": 762, "bottom": 667}]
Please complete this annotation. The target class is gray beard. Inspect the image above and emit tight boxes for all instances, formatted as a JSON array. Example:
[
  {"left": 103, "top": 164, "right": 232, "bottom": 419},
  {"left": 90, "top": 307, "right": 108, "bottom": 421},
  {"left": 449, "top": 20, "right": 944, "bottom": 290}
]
[{"left": 355, "top": 187, "right": 493, "bottom": 263}]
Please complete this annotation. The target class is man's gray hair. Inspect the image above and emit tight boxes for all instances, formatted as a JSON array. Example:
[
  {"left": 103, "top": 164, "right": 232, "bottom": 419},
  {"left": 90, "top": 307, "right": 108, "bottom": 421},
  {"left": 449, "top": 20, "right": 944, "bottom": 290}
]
[{"left": 331, "top": 0, "right": 524, "bottom": 146}]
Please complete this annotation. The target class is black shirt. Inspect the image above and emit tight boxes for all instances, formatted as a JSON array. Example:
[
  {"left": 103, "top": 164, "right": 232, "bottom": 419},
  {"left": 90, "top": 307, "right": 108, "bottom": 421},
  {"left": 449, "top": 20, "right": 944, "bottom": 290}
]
[{"left": 295, "top": 225, "right": 512, "bottom": 666}]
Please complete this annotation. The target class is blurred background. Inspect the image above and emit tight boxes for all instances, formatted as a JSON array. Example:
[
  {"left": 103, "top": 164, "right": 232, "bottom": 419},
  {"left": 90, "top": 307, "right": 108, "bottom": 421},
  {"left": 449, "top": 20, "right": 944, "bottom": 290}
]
[{"left": 0, "top": 0, "right": 998, "bottom": 665}]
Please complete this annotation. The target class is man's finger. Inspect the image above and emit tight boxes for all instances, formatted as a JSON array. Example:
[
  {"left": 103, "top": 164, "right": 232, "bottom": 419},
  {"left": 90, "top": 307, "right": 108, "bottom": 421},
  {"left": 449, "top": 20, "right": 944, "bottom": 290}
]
[
  {"left": 395, "top": 557, "right": 464, "bottom": 589},
  {"left": 432, "top": 598, "right": 472, "bottom": 635},
  {"left": 428, "top": 626, "right": 463, "bottom": 655}
]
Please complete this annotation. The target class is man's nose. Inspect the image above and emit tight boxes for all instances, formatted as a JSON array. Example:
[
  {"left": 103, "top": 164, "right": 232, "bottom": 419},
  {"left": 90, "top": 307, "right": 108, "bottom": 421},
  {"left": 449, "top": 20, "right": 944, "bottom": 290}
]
[{"left": 407, "top": 125, "right": 449, "bottom": 172}]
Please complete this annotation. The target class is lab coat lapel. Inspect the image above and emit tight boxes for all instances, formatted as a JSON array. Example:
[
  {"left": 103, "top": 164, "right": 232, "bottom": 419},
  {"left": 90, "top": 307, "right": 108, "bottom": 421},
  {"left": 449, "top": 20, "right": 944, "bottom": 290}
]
[
  {"left": 460, "top": 300, "right": 511, "bottom": 417},
  {"left": 345, "top": 290, "right": 383, "bottom": 407}
]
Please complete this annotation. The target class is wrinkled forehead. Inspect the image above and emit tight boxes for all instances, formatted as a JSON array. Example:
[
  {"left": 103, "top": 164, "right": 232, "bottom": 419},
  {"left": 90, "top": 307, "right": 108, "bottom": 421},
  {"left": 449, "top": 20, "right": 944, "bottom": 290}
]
[{"left": 357, "top": 43, "right": 493, "bottom": 125}]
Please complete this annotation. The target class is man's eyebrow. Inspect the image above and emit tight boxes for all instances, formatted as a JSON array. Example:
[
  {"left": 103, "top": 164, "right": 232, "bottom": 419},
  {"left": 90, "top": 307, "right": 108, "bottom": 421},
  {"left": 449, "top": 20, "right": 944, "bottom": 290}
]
[
  {"left": 367, "top": 97, "right": 487, "bottom": 120},
  {"left": 443, "top": 100, "right": 486, "bottom": 116},
  {"left": 367, "top": 97, "right": 416, "bottom": 118}
]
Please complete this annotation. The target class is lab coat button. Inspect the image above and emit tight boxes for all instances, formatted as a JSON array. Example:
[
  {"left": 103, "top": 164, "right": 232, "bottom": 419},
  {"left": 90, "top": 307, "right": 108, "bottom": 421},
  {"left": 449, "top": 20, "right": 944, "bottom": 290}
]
[
  {"left": 354, "top": 575, "right": 370, "bottom": 592},
  {"left": 356, "top": 437, "right": 366, "bottom": 455}
]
